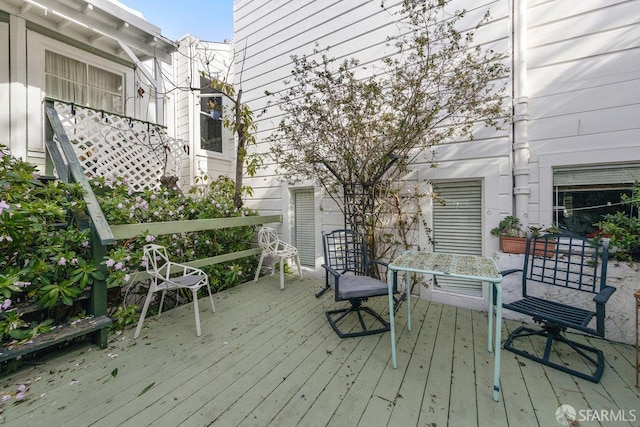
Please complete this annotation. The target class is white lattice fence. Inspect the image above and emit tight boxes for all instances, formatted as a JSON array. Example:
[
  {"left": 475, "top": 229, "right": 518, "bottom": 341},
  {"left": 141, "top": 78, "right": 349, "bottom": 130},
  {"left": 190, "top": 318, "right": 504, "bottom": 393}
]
[{"left": 54, "top": 102, "right": 184, "bottom": 192}]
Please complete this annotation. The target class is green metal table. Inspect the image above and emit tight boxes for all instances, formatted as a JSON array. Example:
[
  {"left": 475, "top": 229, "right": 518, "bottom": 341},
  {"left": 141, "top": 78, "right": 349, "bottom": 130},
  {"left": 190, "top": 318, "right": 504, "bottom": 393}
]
[{"left": 387, "top": 251, "right": 504, "bottom": 402}]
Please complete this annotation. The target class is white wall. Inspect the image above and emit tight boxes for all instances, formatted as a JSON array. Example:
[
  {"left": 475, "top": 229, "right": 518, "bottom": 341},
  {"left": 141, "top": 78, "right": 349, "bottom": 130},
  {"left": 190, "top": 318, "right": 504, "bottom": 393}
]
[
  {"left": 235, "top": 0, "right": 513, "bottom": 262},
  {"left": 0, "top": 20, "right": 9, "bottom": 149},
  {"left": 525, "top": 0, "right": 640, "bottom": 227},
  {"left": 171, "top": 36, "right": 234, "bottom": 189},
  {"left": 234, "top": 0, "right": 640, "bottom": 325},
  {"left": 25, "top": 31, "right": 135, "bottom": 169}
]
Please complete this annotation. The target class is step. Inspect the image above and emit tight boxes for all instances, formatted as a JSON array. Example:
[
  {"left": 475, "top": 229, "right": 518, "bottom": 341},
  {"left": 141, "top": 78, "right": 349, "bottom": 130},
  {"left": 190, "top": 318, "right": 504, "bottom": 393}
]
[{"left": 0, "top": 315, "right": 112, "bottom": 363}]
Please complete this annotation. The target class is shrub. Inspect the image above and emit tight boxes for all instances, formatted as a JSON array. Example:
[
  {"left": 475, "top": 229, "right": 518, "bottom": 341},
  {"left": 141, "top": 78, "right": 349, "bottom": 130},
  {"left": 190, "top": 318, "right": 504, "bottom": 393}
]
[
  {"left": 595, "top": 181, "right": 640, "bottom": 262},
  {"left": 0, "top": 145, "right": 95, "bottom": 342},
  {"left": 95, "top": 175, "right": 259, "bottom": 317}
]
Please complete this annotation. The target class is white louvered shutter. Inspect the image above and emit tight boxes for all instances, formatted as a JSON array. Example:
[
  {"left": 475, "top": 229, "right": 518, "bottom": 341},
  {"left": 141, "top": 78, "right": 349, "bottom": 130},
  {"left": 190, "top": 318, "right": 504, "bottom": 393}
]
[{"left": 432, "top": 181, "right": 483, "bottom": 297}]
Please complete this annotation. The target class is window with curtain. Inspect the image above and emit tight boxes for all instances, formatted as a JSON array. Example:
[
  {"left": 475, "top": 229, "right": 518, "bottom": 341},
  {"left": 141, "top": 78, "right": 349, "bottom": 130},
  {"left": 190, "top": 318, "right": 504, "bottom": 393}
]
[
  {"left": 45, "top": 51, "right": 123, "bottom": 114},
  {"left": 553, "top": 164, "right": 640, "bottom": 236},
  {"left": 199, "top": 76, "right": 223, "bottom": 153}
]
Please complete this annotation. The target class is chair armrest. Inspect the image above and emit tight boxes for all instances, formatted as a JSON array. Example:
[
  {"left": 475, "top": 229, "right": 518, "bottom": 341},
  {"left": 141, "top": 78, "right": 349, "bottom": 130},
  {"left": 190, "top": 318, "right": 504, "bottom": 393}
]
[
  {"left": 370, "top": 259, "right": 388, "bottom": 268},
  {"left": 321, "top": 263, "right": 341, "bottom": 279},
  {"left": 593, "top": 285, "right": 616, "bottom": 304},
  {"left": 499, "top": 268, "right": 523, "bottom": 277}
]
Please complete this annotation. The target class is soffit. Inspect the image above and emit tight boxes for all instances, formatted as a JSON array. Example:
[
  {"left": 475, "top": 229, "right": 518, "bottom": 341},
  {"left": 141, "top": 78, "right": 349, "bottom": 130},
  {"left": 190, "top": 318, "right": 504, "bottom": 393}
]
[{"left": 0, "top": 0, "right": 177, "bottom": 63}]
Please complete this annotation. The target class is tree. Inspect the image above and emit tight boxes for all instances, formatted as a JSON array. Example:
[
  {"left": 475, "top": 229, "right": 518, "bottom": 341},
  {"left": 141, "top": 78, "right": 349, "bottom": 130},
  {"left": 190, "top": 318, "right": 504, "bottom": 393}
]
[
  {"left": 208, "top": 77, "right": 261, "bottom": 209},
  {"left": 267, "top": 0, "right": 508, "bottom": 259},
  {"left": 199, "top": 42, "right": 261, "bottom": 209}
]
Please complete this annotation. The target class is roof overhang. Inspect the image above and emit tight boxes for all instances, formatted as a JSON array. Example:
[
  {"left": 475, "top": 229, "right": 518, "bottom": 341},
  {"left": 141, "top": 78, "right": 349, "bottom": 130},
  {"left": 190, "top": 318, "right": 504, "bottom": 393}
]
[{"left": 0, "top": 0, "right": 177, "bottom": 63}]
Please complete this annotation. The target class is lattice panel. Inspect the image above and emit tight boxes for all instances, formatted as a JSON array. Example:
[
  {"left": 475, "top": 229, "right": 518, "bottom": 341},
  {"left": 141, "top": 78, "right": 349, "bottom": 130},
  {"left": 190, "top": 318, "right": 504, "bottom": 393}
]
[{"left": 54, "top": 102, "right": 184, "bottom": 192}]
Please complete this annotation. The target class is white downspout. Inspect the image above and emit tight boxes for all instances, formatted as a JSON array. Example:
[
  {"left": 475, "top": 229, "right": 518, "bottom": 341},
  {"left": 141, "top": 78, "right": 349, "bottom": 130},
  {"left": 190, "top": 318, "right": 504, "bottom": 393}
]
[
  {"left": 154, "top": 59, "right": 165, "bottom": 126},
  {"left": 513, "top": 0, "right": 531, "bottom": 227}
]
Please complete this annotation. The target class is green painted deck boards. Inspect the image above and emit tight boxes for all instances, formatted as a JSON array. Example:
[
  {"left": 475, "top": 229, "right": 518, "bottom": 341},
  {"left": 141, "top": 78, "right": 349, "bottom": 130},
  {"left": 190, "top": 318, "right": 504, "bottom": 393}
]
[{"left": 1, "top": 276, "right": 637, "bottom": 426}]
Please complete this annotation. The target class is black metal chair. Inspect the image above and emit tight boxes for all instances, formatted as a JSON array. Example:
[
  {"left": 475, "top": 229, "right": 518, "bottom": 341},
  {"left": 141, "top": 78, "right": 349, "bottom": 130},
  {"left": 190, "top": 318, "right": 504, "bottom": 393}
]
[
  {"left": 502, "top": 233, "right": 616, "bottom": 382},
  {"left": 316, "top": 229, "right": 397, "bottom": 338}
]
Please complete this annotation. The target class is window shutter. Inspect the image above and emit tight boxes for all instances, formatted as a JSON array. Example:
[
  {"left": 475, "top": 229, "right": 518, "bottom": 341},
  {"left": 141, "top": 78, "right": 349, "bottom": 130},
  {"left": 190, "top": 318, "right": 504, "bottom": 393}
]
[
  {"left": 432, "top": 181, "right": 483, "bottom": 297},
  {"left": 294, "top": 190, "right": 316, "bottom": 267},
  {"left": 554, "top": 164, "right": 640, "bottom": 186}
]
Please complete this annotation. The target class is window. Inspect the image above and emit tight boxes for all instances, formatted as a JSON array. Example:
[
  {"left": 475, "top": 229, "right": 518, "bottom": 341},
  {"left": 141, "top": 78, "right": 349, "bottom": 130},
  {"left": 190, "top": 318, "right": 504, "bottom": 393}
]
[
  {"left": 199, "top": 77, "right": 223, "bottom": 153},
  {"left": 45, "top": 51, "right": 123, "bottom": 113},
  {"left": 553, "top": 164, "right": 640, "bottom": 236}
]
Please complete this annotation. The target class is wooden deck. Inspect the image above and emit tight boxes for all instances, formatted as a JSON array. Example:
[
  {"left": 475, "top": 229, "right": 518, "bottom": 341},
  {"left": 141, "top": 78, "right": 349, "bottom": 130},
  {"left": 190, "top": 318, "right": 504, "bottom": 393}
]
[{"left": 1, "top": 275, "right": 638, "bottom": 426}]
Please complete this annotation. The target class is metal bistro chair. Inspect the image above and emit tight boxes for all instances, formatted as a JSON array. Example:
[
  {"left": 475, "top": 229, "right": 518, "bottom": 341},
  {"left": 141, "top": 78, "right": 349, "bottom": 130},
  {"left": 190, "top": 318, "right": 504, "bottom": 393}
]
[
  {"left": 133, "top": 244, "right": 215, "bottom": 339},
  {"left": 253, "top": 226, "right": 303, "bottom": 289},
  {"left": 501, "top": 233, "right": 616, "bottom": 382},
  {"left": 317, "top": 229, "right": 398, "bottom": 338}
]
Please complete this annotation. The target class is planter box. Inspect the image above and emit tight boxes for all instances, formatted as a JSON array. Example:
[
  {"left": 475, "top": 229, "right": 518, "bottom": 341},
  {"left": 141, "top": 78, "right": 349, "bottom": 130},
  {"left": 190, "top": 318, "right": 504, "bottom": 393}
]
[{"left": 500, "top": 236, "right": 556, "bottom": 256}]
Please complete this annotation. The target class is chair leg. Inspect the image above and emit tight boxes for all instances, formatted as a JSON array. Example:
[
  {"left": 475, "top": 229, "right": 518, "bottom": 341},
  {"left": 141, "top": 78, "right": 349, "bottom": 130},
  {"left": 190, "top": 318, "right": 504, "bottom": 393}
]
[
  {"left": 192, "top": 289, "right": 201, "bottom": 337},
  {"left": 206, "top": 283, "right": 215, "bottom": 313},
  {"left": 280, "top": 257, "right": 285, "bottom": 290},
  {"left": 296, "top": 254, "right": 303, "bottom": 279},
  {"left": 326, "top": 300, "right": 390, "bottom": 338},
  {"left": 157, "top": 289, "right": 167, "bottom": 318},
  {"left": 254, "top": 253, "right": 265, "bottom": 282},
  {"left": 133, "top": 285, "right": 155, "bottom": 339}
]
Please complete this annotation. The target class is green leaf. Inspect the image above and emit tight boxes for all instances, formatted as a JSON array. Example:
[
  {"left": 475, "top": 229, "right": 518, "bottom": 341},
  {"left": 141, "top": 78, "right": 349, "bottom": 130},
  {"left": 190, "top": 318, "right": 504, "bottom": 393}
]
[
  {"left": 138, "top": 382, "right": 155, "bottom": 396},
  {"left": 111, "top": 368, "right": 118, "bottom": 378}
]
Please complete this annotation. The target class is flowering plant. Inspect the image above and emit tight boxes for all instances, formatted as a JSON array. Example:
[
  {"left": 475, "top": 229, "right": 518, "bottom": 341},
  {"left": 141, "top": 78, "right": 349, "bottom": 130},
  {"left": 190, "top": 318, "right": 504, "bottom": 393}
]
[
  {"left": 0, "top": 145, "right": 96, "bottom": 342},
  {"left": 95, "top": 174, "right": 258, "bottom": 314}
]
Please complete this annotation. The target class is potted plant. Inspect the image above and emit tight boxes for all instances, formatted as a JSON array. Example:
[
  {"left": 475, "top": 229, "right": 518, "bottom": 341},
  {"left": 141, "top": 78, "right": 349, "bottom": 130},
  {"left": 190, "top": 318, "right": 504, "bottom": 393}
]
[
  {"left": 490, "top": 216, "right": 558, "bottom": 255},
  {"left": 491, "top": 216, "right": 526, "bottom": 254}
]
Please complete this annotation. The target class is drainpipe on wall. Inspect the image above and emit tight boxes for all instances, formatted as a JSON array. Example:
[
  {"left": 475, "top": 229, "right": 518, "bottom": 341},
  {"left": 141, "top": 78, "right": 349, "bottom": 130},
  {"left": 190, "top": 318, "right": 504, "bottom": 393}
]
[{"left": 512, "top": 0, "right": 531, "bottom": 228}]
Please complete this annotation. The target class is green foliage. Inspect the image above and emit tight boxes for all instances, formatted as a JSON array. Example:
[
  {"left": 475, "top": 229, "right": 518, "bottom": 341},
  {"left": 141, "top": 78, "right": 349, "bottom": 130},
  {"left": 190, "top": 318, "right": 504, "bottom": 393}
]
[
  {"left": 595, "top": 181, "right": 640, "bottom": 262},
  {"left": 0, "top": 143, "right": 259, "bottom": 346},
  {"left": 109, "top": 304, "right": 138, "bottom": 332},
  {"left": 0, "top": 145, "right": 92, "bottom": 343},
  {"left": 490, "top": 216, "right": 523, "bottom": 237},
  {"left": 267, "top": 0, "right": 508, "bottom": 260},
  {"left": 96, "top": 174, "right": 259, "bottom": 308}
]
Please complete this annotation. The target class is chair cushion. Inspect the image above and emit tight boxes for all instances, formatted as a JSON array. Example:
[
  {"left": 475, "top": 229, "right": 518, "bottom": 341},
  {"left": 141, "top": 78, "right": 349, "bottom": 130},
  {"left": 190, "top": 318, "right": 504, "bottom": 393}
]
[{"left": 336, "top": 275, "right": 389, "bottom": 300}]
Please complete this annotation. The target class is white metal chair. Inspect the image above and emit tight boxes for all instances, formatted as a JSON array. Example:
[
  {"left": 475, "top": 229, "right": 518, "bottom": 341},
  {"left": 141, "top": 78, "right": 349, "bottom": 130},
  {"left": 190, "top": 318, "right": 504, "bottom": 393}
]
[
  {"left": 253, "top": 226, "right": 303, "bottom": 289},
  {"left": 133, "top": 244, "right": 215, "bottom": 339}
]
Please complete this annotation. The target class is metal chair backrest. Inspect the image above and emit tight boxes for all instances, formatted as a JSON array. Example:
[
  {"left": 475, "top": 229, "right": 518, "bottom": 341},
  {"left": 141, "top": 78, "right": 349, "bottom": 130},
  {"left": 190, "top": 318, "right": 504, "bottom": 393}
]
[
  {"left": 144, "top": 244, "right": 172, "bottom": 279},
  {"left": 258, "top": 227, "right": 280, "bottom": 255},
  {"left": 522, "top": 233, "right": 609, "bottom": 297},
  {"left": 322, "top": 229, "right": 369, "bottom": 276}
]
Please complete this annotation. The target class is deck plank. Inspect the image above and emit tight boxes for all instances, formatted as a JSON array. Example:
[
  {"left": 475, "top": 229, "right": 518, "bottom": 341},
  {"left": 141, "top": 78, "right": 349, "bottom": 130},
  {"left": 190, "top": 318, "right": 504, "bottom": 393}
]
[
  {"left": 385, "top": 299, "right": 438, "bottom": 426},
  {"left": 448, "top": 306, "right": 479, "bottom": 426},
  {"left": 417, "top": 303, "right": 457, "bottom": 426}
]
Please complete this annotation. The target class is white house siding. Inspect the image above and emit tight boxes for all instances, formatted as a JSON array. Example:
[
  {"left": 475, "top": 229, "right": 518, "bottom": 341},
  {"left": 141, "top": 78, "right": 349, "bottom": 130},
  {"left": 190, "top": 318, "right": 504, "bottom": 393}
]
[
  {"left": 526, "top": 0, "right": 640, "bottom": 228},
  {"left": 235, "top": 0, "right": 513, "bottom": 265},
  {"left": 170, "top": 36, "right": 235, "bottom": 189},
  {"left": 25, "top": 31, "right": 136, "bottom": 168},
  {"left": 0, "top": 0, "right": 175, "bottom": 172},
  {"left": 0, "top": 18, "right": 10, "bottom": 150}
]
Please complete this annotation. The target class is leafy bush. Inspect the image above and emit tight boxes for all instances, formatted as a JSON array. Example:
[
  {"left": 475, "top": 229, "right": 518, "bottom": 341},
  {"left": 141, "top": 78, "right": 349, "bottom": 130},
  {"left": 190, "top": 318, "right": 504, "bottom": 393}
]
[
  {"left": 595, "top": 181, "right": 640, "bottom": 262},
  {"left": 0, "top": 144, "right": 258, "bottom": 344},
  {"left": 95, "top": 175, "right": 259, "bottom": 317},
  {"left": 0, "top": 145, "right": 97, "bottom": 342}
]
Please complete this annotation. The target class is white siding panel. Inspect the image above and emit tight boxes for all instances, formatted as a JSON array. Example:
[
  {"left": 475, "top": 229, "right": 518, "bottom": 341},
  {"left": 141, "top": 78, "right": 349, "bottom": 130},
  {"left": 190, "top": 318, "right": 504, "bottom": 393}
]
[
  {"left": 236, "top": 0, "right": 512, "bottom": 269},
  {"left": 0, "top": 22, "right": 9, "bottom": 148}
]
